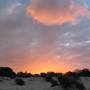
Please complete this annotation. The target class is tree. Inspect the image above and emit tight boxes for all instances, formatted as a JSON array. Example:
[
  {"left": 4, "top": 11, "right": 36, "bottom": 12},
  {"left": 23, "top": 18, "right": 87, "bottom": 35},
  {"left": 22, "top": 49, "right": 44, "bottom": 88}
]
[{"left": 0, "top": 67, "right": 16, "bottom": 78}]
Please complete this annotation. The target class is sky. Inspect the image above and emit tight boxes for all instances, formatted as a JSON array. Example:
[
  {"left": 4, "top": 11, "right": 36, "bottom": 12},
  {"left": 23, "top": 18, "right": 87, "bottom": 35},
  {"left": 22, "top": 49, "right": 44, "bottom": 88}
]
[{"left": 0, "top": 0, "right": 90, "bottom": 74}]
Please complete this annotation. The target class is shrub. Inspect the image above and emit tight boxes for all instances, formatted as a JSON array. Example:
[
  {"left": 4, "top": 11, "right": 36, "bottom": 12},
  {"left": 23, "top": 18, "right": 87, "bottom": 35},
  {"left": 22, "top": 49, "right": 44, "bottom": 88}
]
[
  {"left": 50, "top": 79, "right": 58, "bottom": 87},
  {"left": 57, "top": 74, "right": 86, "bottom": 90},
  {"left": 47, "top": 72, "right": 56, "bottom": 77},
  {"left": 45, "top": 75, "right": 58, "bottom": 87},
  {"left": 75, "top": 82, "right": 86, "bottom": 90},
  {"left": 40, "top": 73, "right": 47, "bottom": 78},
  {"left": 45, "top": 75, "right": 52, "bottom": 82},
  {"left": 33, "top": 74, "right": 39, "bottom": 77},
  {"left": 58, "top": 75, "right": 72, "bottom": 90},
  {"left": 15, "top": 78, "right": 25, "bottom": 86},
  {"left": 17, "top": 72, "right": 32, "bottom": 78},
  {"left": 75, "top": 69, "right": 90, "bottom": 77}
]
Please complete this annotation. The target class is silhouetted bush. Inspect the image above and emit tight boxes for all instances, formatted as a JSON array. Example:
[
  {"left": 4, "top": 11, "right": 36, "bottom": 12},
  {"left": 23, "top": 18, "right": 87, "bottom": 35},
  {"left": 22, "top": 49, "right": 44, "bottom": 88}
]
[
  {"left": 66, "top": 71, "right": 78, "bottom": 77},
  {"left": 58, "top": 75, "right": 72, "bottom": 90},
  {"left": 33, "top": 74, "right": 40, "bottom": 77},
  {"left": 40, "top": 73, "right": 47, "bottom": 78},
  {"left": 75, "top": 82, "right": 86, "bottom": 90},
  {"left": 50, "top": 79, "right": 58, "bottom": 87},
  {"left": 55, "top": 73, "right": 63, "bottom": 77},
  {"left": 45, "top": 74, "right": 58, "bottom": 87},
  {"left": 17, "top": 72, "right": 32, "bottom": 78},
  {"left": 15, "top": 78, "right": 25, "bottom": 86},
  {"left": 45, "top": 75, "right": 52, "bottom": 82},
  {"left": 0, "top": 67, "right": 16, "bottom": 78},
  {"left": 76, "top": 69, "right": 90, "bottom": 77},
  {"left": 43, "top": 72, "right": 59, "bottom": 87},
  {"left": 47, "top": 72, "right": 57, "bottom": 77},
  {"left": 45, "top": 72, "right": 62, "bottom": 81},
  {"left": 65, "top": 71, "right": 80, "bottom": 84},
  {"left": 57, "top": 73, "right": 86, "bottom": 90}
]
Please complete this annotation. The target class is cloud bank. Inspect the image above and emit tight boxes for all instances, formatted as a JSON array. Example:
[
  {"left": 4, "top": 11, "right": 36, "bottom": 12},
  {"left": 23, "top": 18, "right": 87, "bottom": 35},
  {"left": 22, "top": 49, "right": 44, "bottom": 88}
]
[
  {"left": 0, "top": 0, "right": 90, "bottom": 73},
  {"left": 27, "top": 0, "right": 90, "bottom": 25}
]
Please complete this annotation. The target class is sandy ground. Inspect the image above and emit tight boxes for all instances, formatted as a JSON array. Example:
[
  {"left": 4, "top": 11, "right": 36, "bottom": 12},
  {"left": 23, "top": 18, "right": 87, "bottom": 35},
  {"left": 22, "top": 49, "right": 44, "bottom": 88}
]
[
  {"left": 80, "top": 77, "right": 90, "bottom": 90},
  {"left": 0, "top": 77, "right": 90, "bottom": 90}
]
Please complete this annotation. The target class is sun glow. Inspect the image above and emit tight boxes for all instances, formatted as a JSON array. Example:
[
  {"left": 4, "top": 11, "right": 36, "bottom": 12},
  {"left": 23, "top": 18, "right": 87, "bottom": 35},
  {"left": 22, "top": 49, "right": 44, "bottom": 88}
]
[{"left": 24, "top": 57, "right": 72, "bottom": 74}]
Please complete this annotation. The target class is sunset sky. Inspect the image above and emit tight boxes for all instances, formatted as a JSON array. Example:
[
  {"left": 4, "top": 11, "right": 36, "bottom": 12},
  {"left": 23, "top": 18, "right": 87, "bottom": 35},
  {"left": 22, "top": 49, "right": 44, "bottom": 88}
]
[{"left": 0, "top": 0, "right": 90, "bottom": 74}]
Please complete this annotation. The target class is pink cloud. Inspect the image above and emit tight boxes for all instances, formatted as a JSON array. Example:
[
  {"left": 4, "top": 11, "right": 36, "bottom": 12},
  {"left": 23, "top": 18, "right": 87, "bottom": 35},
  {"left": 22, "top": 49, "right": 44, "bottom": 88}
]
[{"left": 26, "top": 0, "right": 90, "bottom": 25}]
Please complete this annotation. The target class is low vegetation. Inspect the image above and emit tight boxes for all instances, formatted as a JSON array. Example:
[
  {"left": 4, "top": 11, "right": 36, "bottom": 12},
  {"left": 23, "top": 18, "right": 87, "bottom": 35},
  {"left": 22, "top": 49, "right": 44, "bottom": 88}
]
[
  {"left": 0, "top": 67, "right": 89, "bottom": 90},
  {"left": 15, "top": 78, "right": 25, "bottom": 86}
]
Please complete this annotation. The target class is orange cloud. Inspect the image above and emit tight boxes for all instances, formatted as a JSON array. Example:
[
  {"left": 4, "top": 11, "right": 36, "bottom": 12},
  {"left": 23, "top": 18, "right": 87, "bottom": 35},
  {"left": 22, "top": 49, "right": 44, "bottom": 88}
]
[{"left": 26, "top": 0, "right": 90, "bottom": 25}]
